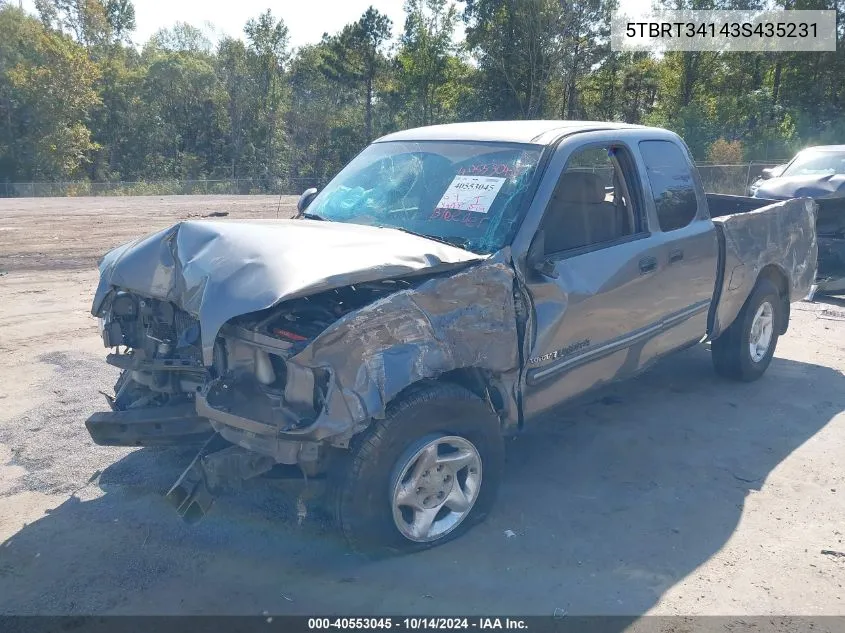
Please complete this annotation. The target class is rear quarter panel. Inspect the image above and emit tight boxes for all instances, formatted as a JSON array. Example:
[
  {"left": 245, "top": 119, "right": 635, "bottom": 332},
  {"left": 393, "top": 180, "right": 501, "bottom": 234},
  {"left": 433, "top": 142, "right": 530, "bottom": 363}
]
[{"left": 710, "top": 197, "right": 817, "bottom": 338}]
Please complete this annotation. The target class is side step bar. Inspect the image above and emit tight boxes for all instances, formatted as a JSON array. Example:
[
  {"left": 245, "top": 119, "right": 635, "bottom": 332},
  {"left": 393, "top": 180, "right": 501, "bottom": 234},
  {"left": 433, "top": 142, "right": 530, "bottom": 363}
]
[
  {"left": 85, "top": 403, "right": 214, "bottom": 447},
  {"left": 166, "top": 437, "right": 276, "bottom": 524}
]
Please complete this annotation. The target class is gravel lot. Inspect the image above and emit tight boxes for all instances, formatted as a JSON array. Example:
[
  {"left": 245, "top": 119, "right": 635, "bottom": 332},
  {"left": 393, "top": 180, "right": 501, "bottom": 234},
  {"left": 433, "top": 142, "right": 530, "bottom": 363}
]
[{"left": 0, "top": 195, "right": 843, "bottom": 616}]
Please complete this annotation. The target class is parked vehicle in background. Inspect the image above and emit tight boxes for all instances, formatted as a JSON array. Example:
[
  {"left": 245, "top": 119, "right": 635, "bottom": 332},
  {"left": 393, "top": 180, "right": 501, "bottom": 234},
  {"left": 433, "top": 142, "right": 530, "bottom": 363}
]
[
  {"left": 750, "top": 146, "right": 845, "bottom": 294},
  {"left": 751, "top": 146, "right": 845, "bottom": 199},
  {"left": 747, "top": 164, "right": 787, "bottom": 196},
  {"left": 86, "top": 121, "right": 818, "bottom": 552}
]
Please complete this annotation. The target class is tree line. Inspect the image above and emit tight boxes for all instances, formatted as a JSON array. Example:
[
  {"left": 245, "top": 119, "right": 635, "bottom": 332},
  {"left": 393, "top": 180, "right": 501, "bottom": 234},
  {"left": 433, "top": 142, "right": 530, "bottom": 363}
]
[{"left": 0, "top": 0, "right": 843, "bottom": 191}]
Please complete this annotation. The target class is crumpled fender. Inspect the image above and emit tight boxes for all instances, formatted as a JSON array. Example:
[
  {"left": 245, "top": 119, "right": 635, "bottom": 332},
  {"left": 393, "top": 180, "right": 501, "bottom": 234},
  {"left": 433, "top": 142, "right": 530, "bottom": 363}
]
[
  {"left": 711, "top": 198, "right": 817, "bottom": 337},
  {"left": 281, "top": 256, "right": 521, "bottom": 441}
]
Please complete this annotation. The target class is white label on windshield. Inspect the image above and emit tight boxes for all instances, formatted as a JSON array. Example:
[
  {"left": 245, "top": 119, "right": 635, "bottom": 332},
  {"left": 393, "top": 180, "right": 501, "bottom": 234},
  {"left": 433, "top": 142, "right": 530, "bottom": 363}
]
[{"left": 435, "top": 176, "right": 507, "bottom": 214}]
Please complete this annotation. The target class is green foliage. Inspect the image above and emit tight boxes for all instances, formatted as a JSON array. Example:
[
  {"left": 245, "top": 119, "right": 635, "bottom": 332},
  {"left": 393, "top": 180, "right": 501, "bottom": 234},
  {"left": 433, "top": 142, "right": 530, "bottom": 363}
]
[
  {"left": 707, "top": 139, "right": 744, "bottom": 164},
  {"left": 147, "top": 22, "right": 213, "bottom": 54},
  {"left": 396, "top": 0, "right": 459, "bottom": 126},
  {"left": 2, "top": 6, "right": 101, "bottom": 179},
  {"left": 1, "top": 0, "right": 844, "bottom": 188},
  {"left": 320, "top": 6, "right": 392, "bottom": 141}
]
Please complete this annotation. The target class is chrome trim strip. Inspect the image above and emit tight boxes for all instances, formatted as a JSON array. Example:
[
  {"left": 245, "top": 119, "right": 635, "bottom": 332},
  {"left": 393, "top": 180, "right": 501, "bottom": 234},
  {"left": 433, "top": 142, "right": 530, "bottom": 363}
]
[{"left": 528, "top": 300, "right": 710, "bottom": 384}]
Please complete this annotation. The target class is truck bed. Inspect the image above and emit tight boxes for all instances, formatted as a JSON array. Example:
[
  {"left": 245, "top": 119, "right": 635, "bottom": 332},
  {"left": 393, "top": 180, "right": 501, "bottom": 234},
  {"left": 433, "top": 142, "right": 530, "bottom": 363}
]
[
  {"left": 705, "top": 194, "right": 818, "bottom": 338},
  {"left": 709, "top": 192, "right": 845, "bottom": 293},
  {"left": 706, "top": 193, "right": 777, "bottom": 217}
]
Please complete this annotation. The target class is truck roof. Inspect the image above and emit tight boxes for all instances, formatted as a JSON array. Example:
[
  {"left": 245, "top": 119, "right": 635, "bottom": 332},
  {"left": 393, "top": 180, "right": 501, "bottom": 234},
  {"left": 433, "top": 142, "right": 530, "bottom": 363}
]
[{"left": 375, "top": 120, "right": 656, "bottom": 146}]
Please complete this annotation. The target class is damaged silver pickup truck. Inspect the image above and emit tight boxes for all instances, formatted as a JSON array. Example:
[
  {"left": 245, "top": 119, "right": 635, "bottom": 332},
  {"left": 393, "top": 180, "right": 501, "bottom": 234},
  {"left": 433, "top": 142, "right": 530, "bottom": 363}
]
[{"left": 87, "top": 121, "right": 817, "bottom": 552}]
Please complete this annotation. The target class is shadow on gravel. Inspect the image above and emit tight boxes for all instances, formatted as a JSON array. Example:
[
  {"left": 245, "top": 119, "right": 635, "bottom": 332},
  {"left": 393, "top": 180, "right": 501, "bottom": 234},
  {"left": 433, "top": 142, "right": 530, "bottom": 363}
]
[{"left": 1, "top": 345, "right": 843, "bottom": 616}]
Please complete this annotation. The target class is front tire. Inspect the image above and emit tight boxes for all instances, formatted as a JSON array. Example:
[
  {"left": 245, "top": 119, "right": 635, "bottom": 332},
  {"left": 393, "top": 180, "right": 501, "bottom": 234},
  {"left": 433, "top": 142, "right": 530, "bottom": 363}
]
[
  {"left": 332, "top": 382, "right": 504, "bottom": 554},
  {"left": 712, "top": 279, "right": 781, "bottom": 382}
]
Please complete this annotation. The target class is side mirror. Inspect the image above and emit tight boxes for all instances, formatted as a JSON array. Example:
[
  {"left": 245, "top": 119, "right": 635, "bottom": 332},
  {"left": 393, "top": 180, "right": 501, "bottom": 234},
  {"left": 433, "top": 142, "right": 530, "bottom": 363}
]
[
  {"left": 527, "top": 230, "right": 559, "bottom": 279},
  {"left": 760, "top": 164, "right": 786, "bottom": 180},
  {"left": 297, "top": 188, "right": 319, "bottom": 215}
]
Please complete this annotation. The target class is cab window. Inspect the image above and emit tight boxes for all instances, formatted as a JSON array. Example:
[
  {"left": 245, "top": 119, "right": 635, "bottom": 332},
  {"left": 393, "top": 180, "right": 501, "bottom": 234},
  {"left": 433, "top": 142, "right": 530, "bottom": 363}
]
[
  {"left": 639, "top": 140, "right": 699, "bottom": 232},
  {"left": 540, "top": 145, "right": 642, "bottom": 254}
]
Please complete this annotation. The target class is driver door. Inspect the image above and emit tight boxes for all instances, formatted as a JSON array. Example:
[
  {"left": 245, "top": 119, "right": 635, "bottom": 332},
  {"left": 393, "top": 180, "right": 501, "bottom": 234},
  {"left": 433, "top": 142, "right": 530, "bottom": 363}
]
[{"left": 521, "top": 142, "right": 668, "bottom": 417}]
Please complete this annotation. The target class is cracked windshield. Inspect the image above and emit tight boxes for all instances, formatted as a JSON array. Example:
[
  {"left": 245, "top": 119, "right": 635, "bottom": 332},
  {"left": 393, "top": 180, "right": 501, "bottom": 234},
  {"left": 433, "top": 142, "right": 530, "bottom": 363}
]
[{"left": 306, "top": 141, "right": 544, "bottom": 253}]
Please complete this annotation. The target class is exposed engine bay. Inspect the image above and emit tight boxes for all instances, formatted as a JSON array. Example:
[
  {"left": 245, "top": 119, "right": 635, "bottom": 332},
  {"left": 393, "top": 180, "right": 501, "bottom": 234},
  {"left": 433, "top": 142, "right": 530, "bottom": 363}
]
[
  {"left": 90, "top": 278, "right": 432, "bottom": 520},
  {"left": 99, "top": 291, "right": 206, "bottom": 410},
  {"left": 86, "top": 217, "right": 521, "bottom": 525},
  {"left": 98, "top": 279, "right": 414, "bottom": 426}
]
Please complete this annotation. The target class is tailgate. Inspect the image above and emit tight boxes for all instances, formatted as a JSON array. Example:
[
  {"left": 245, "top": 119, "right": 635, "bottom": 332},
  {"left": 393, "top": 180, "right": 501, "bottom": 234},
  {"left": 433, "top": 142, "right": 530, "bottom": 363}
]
[
  {"left": 709, "top": 197, "right": 817, "bottom": 337},
  {"left": 815, "top": 197, "right": 845, "bottom": 288}
]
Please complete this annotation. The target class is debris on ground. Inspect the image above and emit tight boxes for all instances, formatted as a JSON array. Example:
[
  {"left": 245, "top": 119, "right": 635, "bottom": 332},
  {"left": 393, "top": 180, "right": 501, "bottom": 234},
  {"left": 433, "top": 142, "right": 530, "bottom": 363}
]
[
  {"left": 821, "top": 549, "right": 845, "bottom": 558},
  {"left": 204, "top": 211, "right": 229, "bottom": 218},
  {"left": 69, "top": 468, "right": 102, "bottom": 498},
  {"left": 818, "top": 308, "right": 845, "bottom": 321}
]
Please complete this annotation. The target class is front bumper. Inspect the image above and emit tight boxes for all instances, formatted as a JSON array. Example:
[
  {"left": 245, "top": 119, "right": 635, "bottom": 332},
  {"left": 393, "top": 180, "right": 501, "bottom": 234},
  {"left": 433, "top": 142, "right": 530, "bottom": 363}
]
[
  {"left": 86, "top": 403, "right": 214, "bottom": 446},
  {"left": 86, "top": 392, "right": 326, "bottom": 463},
  {"left": 195, "top": 390, "right": 325, "bottom": 463}
]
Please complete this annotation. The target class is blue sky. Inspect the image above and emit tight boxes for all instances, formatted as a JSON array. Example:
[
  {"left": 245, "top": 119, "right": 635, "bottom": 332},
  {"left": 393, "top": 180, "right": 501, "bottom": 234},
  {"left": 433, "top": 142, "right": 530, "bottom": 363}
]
[
  {"left": 19, "top": 0, "right": 652, "bottom": 51},
  {"left": 21, "top": 0, "right": 412, "bottom": 49}
]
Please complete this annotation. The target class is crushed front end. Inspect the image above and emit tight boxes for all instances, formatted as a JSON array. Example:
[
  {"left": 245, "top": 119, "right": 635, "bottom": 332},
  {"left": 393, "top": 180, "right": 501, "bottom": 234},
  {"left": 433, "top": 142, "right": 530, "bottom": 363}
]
[
  {"left": 87, "top": 217, "right": 521, "bottom": 525},
  {"left": 192, "top": 280, "right": 413, "bottom": 467},
  {"left": 87, "top": 290, "right": 214, "bottom": 446},
  {"left": 88, "top": 279, "right": 429, "bottom": 520}
]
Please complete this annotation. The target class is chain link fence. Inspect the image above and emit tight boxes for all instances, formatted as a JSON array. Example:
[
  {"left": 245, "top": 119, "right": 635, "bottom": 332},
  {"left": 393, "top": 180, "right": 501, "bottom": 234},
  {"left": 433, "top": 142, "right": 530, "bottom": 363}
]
[
  {"left": 696, "top": 162, "right": 785, "bottom": 196},
  {"left": 0, "top": 178, "right": 323, "bottom": 198},
  {"left": 0, "top": 163, "right": 787, "bottom": 199}
]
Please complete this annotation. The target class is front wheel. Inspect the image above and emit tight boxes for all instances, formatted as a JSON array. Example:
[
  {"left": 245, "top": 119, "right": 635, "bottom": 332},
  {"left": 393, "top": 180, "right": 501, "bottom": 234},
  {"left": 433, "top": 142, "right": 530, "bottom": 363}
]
[
  {"left": 711, "top": 279, "right": 781, "bottom": 382},
  {"left": 331, "top": 382, "right": 504, "bottom": 554}
]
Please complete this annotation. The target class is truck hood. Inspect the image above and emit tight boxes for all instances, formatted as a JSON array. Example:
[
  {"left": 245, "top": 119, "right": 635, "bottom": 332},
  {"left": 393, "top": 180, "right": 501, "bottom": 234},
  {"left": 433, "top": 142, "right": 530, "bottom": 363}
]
[
  {"left": 755, "top": 173, "right": 845, "bottom": 200},
  {"left": 92, "top": 219, "right": 484, "bottom": 364}
]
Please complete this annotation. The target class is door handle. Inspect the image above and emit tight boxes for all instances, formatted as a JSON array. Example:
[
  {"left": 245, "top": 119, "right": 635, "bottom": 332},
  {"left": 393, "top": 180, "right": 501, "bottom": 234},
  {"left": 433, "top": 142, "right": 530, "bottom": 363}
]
[
  {"left": 639, "top": 256, "right": 657, "bottom": 274},
  {"left": 669, "top": 249, "right": 684, "bottom": 264}
]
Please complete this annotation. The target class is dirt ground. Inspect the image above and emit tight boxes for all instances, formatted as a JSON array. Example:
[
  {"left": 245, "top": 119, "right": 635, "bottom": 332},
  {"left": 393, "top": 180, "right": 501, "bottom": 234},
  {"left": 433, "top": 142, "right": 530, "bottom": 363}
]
[{"left": 0, "top": 195, "right": 843, "bottom": 616}]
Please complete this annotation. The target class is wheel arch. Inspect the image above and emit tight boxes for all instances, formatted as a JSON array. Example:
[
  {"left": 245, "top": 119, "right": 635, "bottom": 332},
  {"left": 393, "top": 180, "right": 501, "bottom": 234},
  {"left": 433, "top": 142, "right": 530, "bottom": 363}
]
[{"left": 383, "top": 368, "right": 515, "bottom": 432}]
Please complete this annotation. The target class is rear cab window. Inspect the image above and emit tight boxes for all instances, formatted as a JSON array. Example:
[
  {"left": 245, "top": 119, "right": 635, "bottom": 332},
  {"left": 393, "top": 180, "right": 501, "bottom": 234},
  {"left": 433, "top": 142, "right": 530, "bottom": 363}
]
[{"left": 639, "top": 140, "right": 699, "bottom": 232}]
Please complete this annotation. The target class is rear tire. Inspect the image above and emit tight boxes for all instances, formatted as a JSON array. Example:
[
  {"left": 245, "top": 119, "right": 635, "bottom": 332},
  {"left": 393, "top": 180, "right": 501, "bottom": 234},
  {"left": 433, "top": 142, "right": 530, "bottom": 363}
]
[
  {"left": 331, "top": 382, "right": 504, "bottom": 555},
  {"left": 712, "top": 279, "right": 781, "bottom": 382}
]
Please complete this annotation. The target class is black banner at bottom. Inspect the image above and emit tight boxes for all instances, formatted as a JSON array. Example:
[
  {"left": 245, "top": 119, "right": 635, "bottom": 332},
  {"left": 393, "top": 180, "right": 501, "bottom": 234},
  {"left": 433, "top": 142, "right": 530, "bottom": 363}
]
[{"left": 1, "top": 616, "right": 844, "bottom": 633}]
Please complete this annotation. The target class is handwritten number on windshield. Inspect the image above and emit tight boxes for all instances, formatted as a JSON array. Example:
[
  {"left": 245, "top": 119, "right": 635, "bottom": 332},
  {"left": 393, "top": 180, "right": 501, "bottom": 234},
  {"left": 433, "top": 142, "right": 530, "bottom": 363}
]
[
  {"left": 458, "top": 162, "right": 516, "bottom": 177},
  {"left": 428, "top": 208, "right": 484, "bottom": 227}
]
